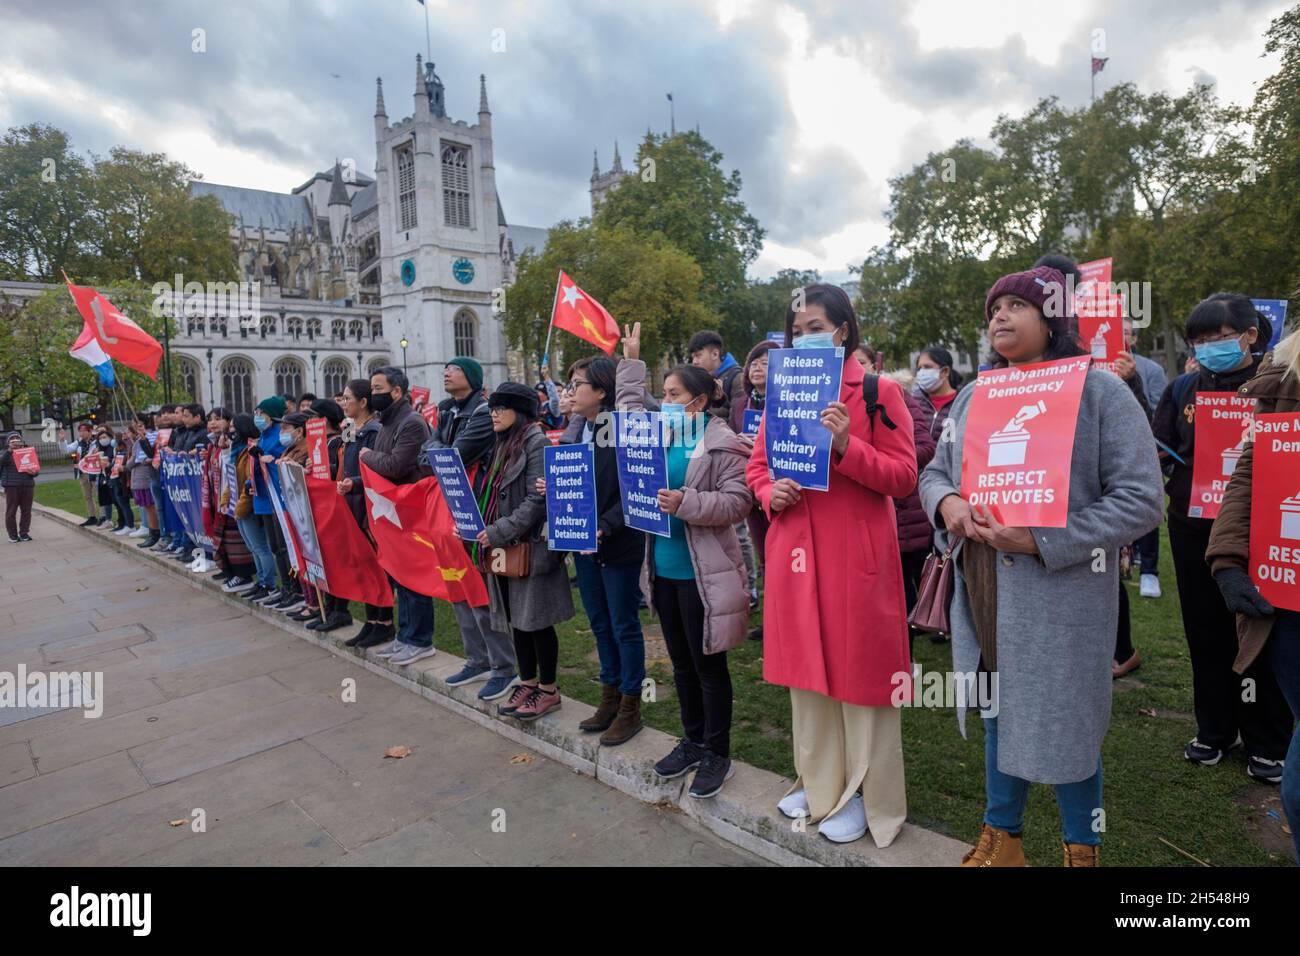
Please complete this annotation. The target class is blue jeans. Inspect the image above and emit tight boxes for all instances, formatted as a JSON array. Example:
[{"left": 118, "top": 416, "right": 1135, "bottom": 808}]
[
  {"left": 151, "top": 478, "right": 176, "bottom": 538},
  {"left": 983, "top": 714, "right": 1103, "bottom": 846},
  {"left": 574, "top": 556, "right": 645, "bottom": 696},
  {"left": 394, "top": 582, "right": 434, "bottom": 648},
  {"left": 1268, "top": 610, "right": 1300, "bottom": 863},
  {"left": 236, "top": 515, "right": 277, "bottom": 588}
]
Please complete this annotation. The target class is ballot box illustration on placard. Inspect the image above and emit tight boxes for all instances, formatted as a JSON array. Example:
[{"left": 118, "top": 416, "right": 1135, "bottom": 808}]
[
  {"left": 1222, "top": 441, "right": 1245, "bottom": 477},
  {"left": 1090, "top": 322, "right": 1112, "bottom": 360},
  {"left": 1281, "top": 494, "right": 1300, "bottom": 541},
  {"left": 987, "top": 400, "right": 1048, "bottom": 467}
]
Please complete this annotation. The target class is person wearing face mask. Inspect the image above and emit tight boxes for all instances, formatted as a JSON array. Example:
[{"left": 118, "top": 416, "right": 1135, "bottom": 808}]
[
  {"left": 551, "top": 355, "right": 647, "bottom": 745},
  {"left": 617, "top": 353, "right": 754, "bottom": 798},
  {"left": 126, "top": 413, "right": 161, "bottom": 548},
  {"left": 94, "top": 427, "right": 135, "bottom": 533},
  {"left": 730, "top": 339, "right": 779, "bottom": 640},
  {"left": 59, "top": 422, "right": 100, "bottom": 526},
  {"left": 919, "top": 266, "right": 1164, "bottom": 867},
  {"left": 148, "top": 404, "right": 180, "bottom": 552},
  {"left": 1152, "top": 293, "right": 1293, "bottom": 782},
  {"left": 209, "top": 412, "right": 256, "bottom": 590},
  {"left": 912, "top": 347, "right": 963, "bottom": 438},
  {"left": 246, "top": 395, "right": 302, "bottom": 609},
  {"left": 746, "top": 284, "right": 918, "bottom": 847},
  {"left": 1, "top": 432, "right": 37, "bottom": 543}
]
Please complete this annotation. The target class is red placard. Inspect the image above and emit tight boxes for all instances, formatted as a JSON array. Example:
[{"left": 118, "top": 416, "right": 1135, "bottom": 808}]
[
  {"left": 409, "top": 386, "right": 431, "bottom": 410},
  {"left": 78, "top": 451, "right": 104, "bottom": 475},
  {"left": 12, "top": 447, "right": 40, "bottom": 475},
  {"left": 1188, "top": 392, "right": 1255, "bottom": 520},
  {"left": 1075, "top": 257, "right": 1114, "bottom": 317},
  {"left": 1248, "top": 412, "right": 1300, "bottom": 611},
  {"left": 960, "top": 355, "right": 1091, "bottom": 528},
  {"left": 420, "top": 404, "right": 438, "bottom": 429},
  {"left": 1077, "top": 300, "right": 1125, "bottom": 374},
  {"left": 305, "top": 418, "right": 330, "bottom": 479},
  {"left": 544, "top": 429, "right": 565, "bottom": 445},
  {"left": 152, "top": 428, "right": 172, "bottom": 468},
  {"left": 110, "top": 453, "right": 124, "bottom": 479}
]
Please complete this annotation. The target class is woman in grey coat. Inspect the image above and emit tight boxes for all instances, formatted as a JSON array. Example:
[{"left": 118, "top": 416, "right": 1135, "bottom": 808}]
[
  {"left": 475, "top": 383, "right": 575, "bottom": 723},
  {"left": 918, "top": 265, "right": 1163, "bottom": 867}
]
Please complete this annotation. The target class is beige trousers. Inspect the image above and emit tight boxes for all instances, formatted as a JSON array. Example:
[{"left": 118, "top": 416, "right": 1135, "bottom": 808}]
[
  {"left": 789, "top": 687, "right": 907, "bottom": 848},
  {"left": 78, "top": 473, "right": 97, "bottom": 518}
]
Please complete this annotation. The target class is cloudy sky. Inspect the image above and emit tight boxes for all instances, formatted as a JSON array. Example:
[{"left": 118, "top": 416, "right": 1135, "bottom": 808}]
[{"left": 0, "top": 0, "right": 1291, "bottom": 282}]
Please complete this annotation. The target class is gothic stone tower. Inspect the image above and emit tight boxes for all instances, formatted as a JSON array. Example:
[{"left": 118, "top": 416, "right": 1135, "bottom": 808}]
[{"left": 372, "top": 57, "right": 508, "bottom": 389}]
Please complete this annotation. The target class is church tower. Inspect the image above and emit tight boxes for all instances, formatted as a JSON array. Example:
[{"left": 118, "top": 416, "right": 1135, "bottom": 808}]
[
  {"left": 372, "top": 56, "right": 508, "bottom": 388},
  {"left": 590, "top": 141, "right": 629, "bottom": 215}
]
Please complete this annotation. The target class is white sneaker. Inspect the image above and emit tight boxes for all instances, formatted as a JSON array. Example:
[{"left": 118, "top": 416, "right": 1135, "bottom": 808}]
[
  {"left": 1139, "top": 573, "right": 1162, "bottom": 599},
  {"left": 189, "top": 557, "right": 215, "bottom": 573},
  {"left": 818, "top": 794, "right": 868, "bottom": 844},
  {"left": 113, "top": 526, "right": 132, "bottom": 535},
  {"left": 391, "top": 643, "right": 437, "bottom": 666},
  {"left": 129, "top": 526, "right": 149, "bottom": 538},
  {"left": 373, "top": 641, "right": 405, "bottom": 659},
  {"left": 777, "top": 788, "right": 810, "bottom": 819}
]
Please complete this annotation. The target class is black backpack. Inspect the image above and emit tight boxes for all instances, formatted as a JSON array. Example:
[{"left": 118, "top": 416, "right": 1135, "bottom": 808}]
[{"left": 862, "top": 374, "right": 898, "bottom": 430}]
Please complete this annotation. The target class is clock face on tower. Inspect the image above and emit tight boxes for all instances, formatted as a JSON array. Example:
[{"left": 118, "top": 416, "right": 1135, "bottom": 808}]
[
  {"left": 400, "top": 259, "right": 416, "bottom": 287},
  {"left": 452, "top": 258, "right": 475, "bottom": 284}
]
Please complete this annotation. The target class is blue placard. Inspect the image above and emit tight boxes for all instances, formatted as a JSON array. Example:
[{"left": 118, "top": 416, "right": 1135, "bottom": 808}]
[
  {"left": 766, "top": 331, "right": 786, "bottom": 344},
  {"left": 160, "top": 450, "right": 214, "bottom": 550},
  {"left": 612, "top": 411, "right": 671, "bottom": 538},
  {"left": 426, "top": 446, "right": 485, "bottom": 541},
  {"left": 764, "top": 347, "right": 844, "bottom": 491},
  {"left": 1252, "top": 298, "right": 1288, "bottom": 350},
  {"left": 742, "top": 408, "right": 762, "bottom": 437},
  {"left": 544, "top": 443, "right": 599, "bottom": 552}
]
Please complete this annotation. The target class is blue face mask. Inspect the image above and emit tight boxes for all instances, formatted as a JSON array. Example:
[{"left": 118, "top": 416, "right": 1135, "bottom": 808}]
[
  {"left": 280, "top": 428, "right": 297, "bottom": 446},
  {"left": 1194, "top": 335, "right": 1247, "bottom": 374},
  {"left": 253, "top": 414, "right": 269, "bottom": 431},
  {"left": 660, "top": 403, "right": 686, "bottom": 428},
  {"left": 792, "top": 331, "right": 839, "bottom": 350}
]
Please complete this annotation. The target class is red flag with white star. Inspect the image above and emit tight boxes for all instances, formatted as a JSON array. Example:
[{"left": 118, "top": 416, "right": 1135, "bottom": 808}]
[{"left": 550, "top": 270, "right": 620, "bottom": 355}]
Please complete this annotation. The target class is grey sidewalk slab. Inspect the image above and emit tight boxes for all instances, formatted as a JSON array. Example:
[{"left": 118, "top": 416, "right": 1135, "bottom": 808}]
[{"left": 0, "top": 511, "right": 763, "bottom": 866}]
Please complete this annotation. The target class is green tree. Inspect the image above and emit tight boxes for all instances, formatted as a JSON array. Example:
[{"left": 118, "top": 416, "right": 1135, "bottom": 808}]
[
  {"left": 593, "top": 130, "right": 764, "bottom": 351},
  {"left": 0, "top": 123, "right": 98, "bottom": 282},
  {"left": 502, "top": 220, "right": 708, "bottom": 376}
]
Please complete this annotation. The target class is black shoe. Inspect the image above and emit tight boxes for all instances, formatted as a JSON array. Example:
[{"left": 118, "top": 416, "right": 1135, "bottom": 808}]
[
  {"left": 345, "top": 623, "right": 375, "bottom": 647},
  {"left": 747, "top": 626, "right": 763, "bottom": 642},
  {"left": 7, "top": 536, "right": 18, "bottom": 544},
  {"left": 18, "top": 534, "right": 32, "bottom": 542},
  {"left": 689, "top": 752, "right": 734, "bottom": 799},
  {"left": 136, "top": 533, "right": 160, "bottom": 549},
  {"left": 1247, "top": 756, "right": 1284, "bottom": 784},
  {"left": 1184, "top": 737, "right": 1226, "bottom": 766},
  {"left": 653, "top": 738, "right": 706, "bottom": 780},
  {"left": 317, "top": 611, "right": 353, "bottom": 632},
  {"left": 289, "top": 608, "right": 318, "bottom": 623},
  {"left": 212, "top": 571, "right": 229, "bottom": 582},
  {"left": 79, "top": 517, "right": 98, "bottom": 527},
  {"left": 355, "top": 623, "right": 394, "bottom": 648},
  {"left": 929, "top": 631, "right": 950, "bottom": 644},
  {"left": 242, "top": 585, "right": 270, "bottom": 602}
]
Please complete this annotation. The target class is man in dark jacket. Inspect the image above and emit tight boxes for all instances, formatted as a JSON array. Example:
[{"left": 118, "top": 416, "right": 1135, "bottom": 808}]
[
  {"left": 2, "top": 432, "right": 37, "bottom": 542},
  {"left": 361, "top": 366, "right": 435, "bottom": 664},
  {"left": 420, "top": 356, "right": 518, "bottom": 699},
  {"left": 688, "top": 329, "right": 747, "bottom": 422}
]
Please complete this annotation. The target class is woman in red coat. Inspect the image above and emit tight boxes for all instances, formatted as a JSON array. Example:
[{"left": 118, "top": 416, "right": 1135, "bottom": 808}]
[{"left": 746, "top": 284, "right": 917, "bottom": 847}]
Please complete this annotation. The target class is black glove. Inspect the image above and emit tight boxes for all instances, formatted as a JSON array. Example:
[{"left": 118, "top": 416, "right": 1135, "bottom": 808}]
[{"left": 1213, "top": 567, "right": 1274, "bottom": 618}]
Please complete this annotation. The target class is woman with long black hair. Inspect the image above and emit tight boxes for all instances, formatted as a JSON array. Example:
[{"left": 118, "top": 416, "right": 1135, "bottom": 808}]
[{"left": 338, "top": 379, "right": 394, "bottom": 648}]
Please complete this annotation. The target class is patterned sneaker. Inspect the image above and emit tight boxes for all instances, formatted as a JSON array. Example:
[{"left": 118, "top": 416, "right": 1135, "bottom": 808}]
[
  {"left": 513, "top": 687, "right": 561, "bottom": 721},
  {"left": 1247, "top": 756, "right": 1284, "bottom": 784},
  {"left": 1185, "top": 737, "right": 1226, "bottom": 766},
  {"left": 498, "top": 683, "right": 536, "bottom": 716}
]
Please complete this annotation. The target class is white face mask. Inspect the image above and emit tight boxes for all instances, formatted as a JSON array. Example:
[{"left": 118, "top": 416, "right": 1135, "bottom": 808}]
[{"left": 915, "top": 368, "right": 943, "bottom": 392}]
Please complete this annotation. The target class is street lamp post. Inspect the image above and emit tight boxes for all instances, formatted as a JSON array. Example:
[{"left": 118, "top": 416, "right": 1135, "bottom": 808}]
[
  {"left": 310, "top": 349, "right": 318, "bottom": 392},
  {"left": 399, "top": 337, "right": 409, "bottom": 375},
  {"left": 206, "top": 348, "right": 215, "bottom": 407}
]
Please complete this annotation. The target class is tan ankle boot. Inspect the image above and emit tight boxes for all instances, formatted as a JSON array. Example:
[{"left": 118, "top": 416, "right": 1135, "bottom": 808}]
[
  {"left": 960, "top": 824, "right": 1027, "bottom": 867},
  {"left": 579, "top": 683, "right": 621, "bottom": 733},
  {"left": 598, "top": 693, "right": 643, "bottom": 746},
  {"left": 1063, "top": 842, "right": 1100, "bottom": 867}
]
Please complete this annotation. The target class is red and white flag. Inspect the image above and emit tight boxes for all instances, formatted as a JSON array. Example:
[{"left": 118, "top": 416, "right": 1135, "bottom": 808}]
[
  {"left": 550, "top": 270, "right": 620, "bottom": 355},
  {"left": 63, "top": 275, "right": 163, "bottom": 379}
]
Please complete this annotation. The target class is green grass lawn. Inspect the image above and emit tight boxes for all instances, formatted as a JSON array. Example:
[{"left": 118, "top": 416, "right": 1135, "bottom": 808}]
[{"left": 31, "top": 478, "right": 1294, "bottom": 865}]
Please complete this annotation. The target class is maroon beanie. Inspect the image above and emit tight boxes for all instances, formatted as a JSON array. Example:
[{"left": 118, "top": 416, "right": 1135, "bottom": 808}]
[{"left": 984, "top": 266, "right": 1069, "bottom": 324}]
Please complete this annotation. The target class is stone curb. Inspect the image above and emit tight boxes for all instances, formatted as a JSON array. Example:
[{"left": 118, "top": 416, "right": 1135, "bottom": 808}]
[{"left": 33, "top": 502, "right": 967, "bottom": 867}]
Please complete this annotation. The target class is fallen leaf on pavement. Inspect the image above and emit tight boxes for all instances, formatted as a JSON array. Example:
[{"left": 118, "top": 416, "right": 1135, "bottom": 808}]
[
  {"left": 383, "top": 745, "right": 411, "bottom": 759},
  {"left": 510, "top": 753, "right": 534, "bottom": 765},
  {"left": 168, "top": 819, "right": 186, "bottom": 827}
]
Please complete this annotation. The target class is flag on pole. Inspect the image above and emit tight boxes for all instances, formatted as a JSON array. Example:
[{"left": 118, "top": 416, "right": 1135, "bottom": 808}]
[
  {"left": 63, "top": 275, "right": 164, "bottom": 379},
  {"left": 69, "top": 319, "right": 115, "bottom": 387},
  {"left": 360, "top": 461, "right": 488, "bottom": 606},
  {"left": 1091, "top": 57, "right": 1108, "bottom": 75},
  {"left": 550, "top": 270, "right": 620, "bottom": 355}
]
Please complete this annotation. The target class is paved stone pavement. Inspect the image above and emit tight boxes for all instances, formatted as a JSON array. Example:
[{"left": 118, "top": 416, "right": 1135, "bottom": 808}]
[{"left": 0, "top": 513, "right": 764, "bottom": 866}]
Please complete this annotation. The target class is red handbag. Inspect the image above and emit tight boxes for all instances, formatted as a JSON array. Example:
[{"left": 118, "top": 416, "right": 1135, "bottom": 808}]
[{"left": 908, "top": 541, "right": 962, "bottom": 635}]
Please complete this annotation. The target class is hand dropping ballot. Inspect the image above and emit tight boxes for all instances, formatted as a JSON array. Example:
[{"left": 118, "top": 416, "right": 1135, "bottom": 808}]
[
  {"left": 1249, "top": 412, "right": 1300, "bottom": 611},
  {"left": 544, "top": 443, "right": 598, "bottom": 552},
  {"left": 960, "top": 356, "right": 1090, "bottom": 527},
  {"left": 763, "top": 347, "right": 844, "bottom": 491},
  {"left": 612, "top": 411, "right": 671, "bottom": 538}
]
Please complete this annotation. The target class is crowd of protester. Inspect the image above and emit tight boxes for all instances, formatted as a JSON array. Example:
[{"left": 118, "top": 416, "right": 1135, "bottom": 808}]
[{"left": 5, "top": 260, "right": 1297, "bottom": 868}]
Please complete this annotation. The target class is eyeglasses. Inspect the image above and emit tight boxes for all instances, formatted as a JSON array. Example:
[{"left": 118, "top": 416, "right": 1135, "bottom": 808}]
[{"left": 564, "top": 380, "right": 590, "bottom": 393}]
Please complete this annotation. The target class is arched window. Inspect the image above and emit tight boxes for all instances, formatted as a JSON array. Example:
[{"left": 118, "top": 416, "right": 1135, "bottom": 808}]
[
  {"left": 273, "top": 357, "right": 305, "bottom": 399},
  {"left": 306, "top": 317, "right": 322, "bottom": 341},
  {"left": 367, "top": 356, "right": 390, "bottom": 376},
  {"left": 260, "top": 315, "right": 277, "bottom": 339},
  {"left": 330, "top": 319, "right": 346, "bottom": 340},
  {"left": 453, "top": 308, "right": 478, "bottom": 357},
  {"left": 322, "top": 358, "right": 351, "bottom": 398},
  {"left": 441, "top": 143, "right": 471, "bottom": 228},
  {"left": 286, "top": 316, "right": 303, "bottom": 340},
  {"left": 395, "top": 143, "right": 417, "bottom": 231},
  {"left": 177, "top": 356, "right": 202, "bottom": 404},
  {"left": 370, "top": 318, "right": 383, "bottom": 341},
  {"left": 348, "top": 318, "right": 364, "bottom": 341},
  {"left": 221, "top": 358, "right": 255, "bottom": 415}
]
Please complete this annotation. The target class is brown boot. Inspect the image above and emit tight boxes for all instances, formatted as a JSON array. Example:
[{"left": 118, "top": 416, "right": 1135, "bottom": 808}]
[
  {"left": 579, "top": 683, "right": 621, "bottom": 733},
  {"left": 960, "top": 823, "right": 1027, "bottom": 867},
  {"left": 598, "top": 693, "right": 643, "bottom": 746},
  {"left": 1063, "top": 842, "right": 1100, "bottom": 867}
]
